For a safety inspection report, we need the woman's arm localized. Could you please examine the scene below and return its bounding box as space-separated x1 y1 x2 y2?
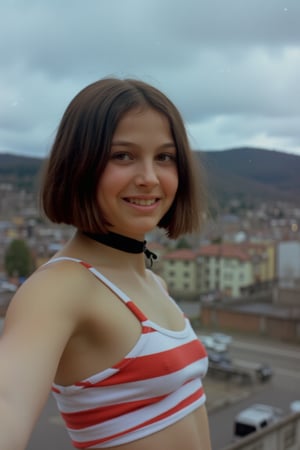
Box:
0 264 85 450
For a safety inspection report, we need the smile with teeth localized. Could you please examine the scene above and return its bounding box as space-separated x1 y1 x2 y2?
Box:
126 198 157 206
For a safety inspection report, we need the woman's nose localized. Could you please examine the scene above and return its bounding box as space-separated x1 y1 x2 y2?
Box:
135 161 159 186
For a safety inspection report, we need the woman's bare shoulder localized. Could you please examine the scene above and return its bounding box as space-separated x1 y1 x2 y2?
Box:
5 257 96 325
0 258 98 442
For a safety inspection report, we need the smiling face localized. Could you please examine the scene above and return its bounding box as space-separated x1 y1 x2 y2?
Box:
97 107 178 239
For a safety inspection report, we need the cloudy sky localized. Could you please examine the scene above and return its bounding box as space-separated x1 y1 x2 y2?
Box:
1 0 300 158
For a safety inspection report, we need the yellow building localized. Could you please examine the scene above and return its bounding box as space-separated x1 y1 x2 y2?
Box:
162 249 200 300
240 242 276 282
154 241 276 300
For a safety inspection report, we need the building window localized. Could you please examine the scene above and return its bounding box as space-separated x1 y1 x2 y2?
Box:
184 272 190 277
169 271 175 277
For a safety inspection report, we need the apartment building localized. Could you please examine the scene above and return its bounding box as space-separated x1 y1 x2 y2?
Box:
275 240 300 305
161 249 200 300
277 240 300 282
198 244 254 298
161 241 276 300
240 241 276 282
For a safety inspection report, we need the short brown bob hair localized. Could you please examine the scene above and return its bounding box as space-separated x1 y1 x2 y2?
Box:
40 77 207 239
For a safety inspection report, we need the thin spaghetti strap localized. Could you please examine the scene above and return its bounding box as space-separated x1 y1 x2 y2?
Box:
44 257 132 302
44 256 81 265
44 256 148 322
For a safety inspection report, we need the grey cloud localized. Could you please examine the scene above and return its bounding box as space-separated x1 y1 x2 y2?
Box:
0 0 299 156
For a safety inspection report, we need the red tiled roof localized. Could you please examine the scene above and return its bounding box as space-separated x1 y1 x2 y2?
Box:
147 241 165 251
240 242 269 250
163 249 197 261
198 244 250 262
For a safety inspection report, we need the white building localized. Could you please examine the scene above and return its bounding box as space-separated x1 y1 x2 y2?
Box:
275 240 300 305
277 241 300 287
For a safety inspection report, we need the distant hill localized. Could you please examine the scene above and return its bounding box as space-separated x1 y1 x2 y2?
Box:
198 147 300 207
0 153 42 174
0 147 299 206
0 153 43 190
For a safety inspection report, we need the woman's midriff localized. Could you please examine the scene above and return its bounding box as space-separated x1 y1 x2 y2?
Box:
89 406 211 450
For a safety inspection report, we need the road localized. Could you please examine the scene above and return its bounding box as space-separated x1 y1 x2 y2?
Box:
208 335 300 450
27 396 73 450
1 318 299 450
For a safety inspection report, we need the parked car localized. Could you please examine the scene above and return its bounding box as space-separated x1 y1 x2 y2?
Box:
256 363 273 382
211 332 233 346
198 335 227 353
233 359 273 382
234 403 282 439
0 281 17 293
207 350 233 370
290 401 300 413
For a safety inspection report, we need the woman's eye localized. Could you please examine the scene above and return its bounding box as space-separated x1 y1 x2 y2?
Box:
157 153 177 162
111 152 132 161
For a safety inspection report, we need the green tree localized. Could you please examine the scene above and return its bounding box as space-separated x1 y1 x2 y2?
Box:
4 239 35 278
175 237 191 249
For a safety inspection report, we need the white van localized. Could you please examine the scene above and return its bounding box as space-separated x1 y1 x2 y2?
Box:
234 403 282 438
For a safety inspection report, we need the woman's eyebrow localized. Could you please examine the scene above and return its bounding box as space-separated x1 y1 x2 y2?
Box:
159 142 176 149
111 140 134 146
111 140 176 148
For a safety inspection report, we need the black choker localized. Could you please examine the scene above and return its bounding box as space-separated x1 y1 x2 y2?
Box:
83 231 158 266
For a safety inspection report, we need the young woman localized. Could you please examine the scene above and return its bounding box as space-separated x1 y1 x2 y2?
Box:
0 78 211 450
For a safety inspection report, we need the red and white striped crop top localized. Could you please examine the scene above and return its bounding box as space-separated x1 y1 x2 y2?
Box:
49 257 208 449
